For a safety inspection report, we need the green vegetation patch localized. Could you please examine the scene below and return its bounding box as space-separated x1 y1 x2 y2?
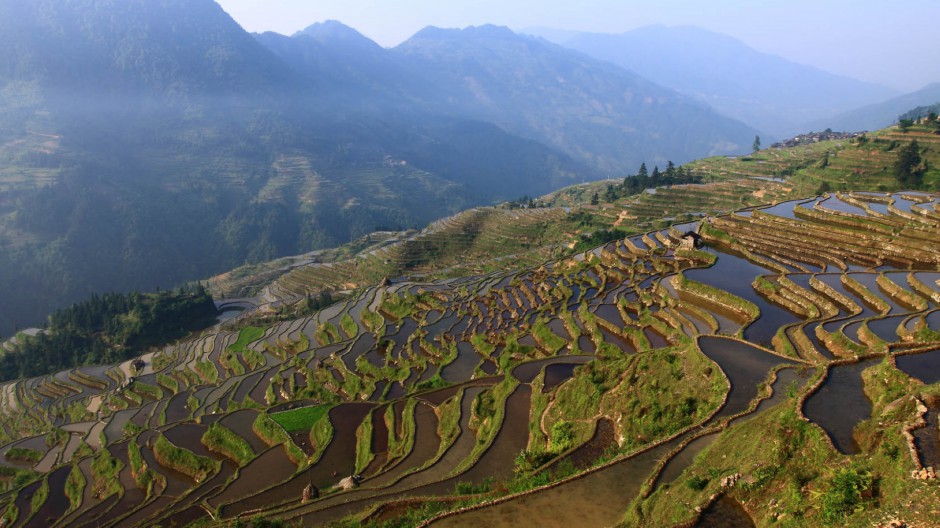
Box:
253 412 307 465
5 447 43 464
29 477 48 517
354 411 375 474
228 326 265 354
201 422 255 466
270 404 331 433
152 434 219 482
91 448 124 499
65 464 85 512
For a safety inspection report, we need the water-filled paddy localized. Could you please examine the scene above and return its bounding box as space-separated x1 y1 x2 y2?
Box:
698 336 795 418
803 359 878 454
895 348 940 384
686 251 798 345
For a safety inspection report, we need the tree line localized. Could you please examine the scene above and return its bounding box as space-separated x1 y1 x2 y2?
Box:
594 161 702 204
0 285 217 382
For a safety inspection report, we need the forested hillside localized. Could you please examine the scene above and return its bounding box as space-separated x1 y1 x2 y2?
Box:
0 2 762 334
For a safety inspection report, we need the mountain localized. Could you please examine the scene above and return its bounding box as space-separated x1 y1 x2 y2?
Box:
390 25 757 173
0 5 581 334
257 23 759 174
808 82 940 132
529 25 898 137
0 6 758 335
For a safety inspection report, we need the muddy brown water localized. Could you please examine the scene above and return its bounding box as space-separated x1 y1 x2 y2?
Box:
138 434 194 496
442 342 483 383
98 443 148 524
293 385 530 526
366 402 440 488
480 360 498 375
71 494 123 528
696 496 756 527
163 391 193 426
416 364 438 386
250 367 282 404
546 317 572 341
364 407 390 477
218 409 267 454
511 356 593 384
698 336 795 418
219 402 375 517
370 380 388 401
542 363 580 392
594 304 624 328
803 359 879 455
577 335 596 354
228 370 263 404
343 333 377 371
405 366 422 388
130 399 159 428
599 327 637 354
913 407 940 470
30 465 71 525
645 327 669 348
896 348 940 385
433 433 685 528
103 408 137 445
162 422 222 460
286 387 489 525
155 460 237 526
210 445 298 512
686 250 798 346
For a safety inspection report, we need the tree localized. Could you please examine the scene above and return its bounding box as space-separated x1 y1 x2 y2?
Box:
898 118 913 132
637 163 648 179
590 192 599 206
893 140 924 188
752 135 761 153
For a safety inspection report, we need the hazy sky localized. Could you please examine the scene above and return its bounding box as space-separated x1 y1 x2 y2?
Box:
215 0 939 93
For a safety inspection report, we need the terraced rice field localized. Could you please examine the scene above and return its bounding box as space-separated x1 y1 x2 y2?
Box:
0 181 939 526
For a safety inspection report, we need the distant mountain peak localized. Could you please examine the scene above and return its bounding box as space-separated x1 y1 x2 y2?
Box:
294 19 380 48
408 24 520 42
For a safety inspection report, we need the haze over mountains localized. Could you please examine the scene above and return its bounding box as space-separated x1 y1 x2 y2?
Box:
0 0 936 335
526 25 901 138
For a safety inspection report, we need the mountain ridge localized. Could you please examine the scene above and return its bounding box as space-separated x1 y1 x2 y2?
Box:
527 24 898 137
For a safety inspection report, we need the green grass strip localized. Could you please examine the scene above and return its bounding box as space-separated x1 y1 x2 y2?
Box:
153 434 219 482
201 422 254 466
